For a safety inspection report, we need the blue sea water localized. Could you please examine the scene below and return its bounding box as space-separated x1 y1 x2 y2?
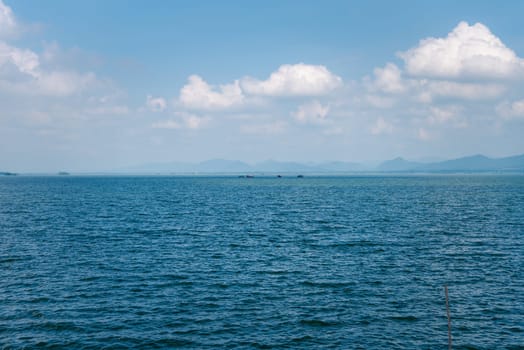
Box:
0 175 523 349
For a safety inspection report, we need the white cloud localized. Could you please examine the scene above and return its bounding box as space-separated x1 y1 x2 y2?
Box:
241 63 342 96
423 80 505 100
292 100 329 124
427 106 457 124
176 63 341 114
370 117 393 135
370 63 405 93
184 113 208 129
146 95 166 112
399 21 524 80
0 41 98 96
0 0 17 38
426 106 468 128
0 41 39 76
0 4 121 128
179 75 243 110
36 71 97 96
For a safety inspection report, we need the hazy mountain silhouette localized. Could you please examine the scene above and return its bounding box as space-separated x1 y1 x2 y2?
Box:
195 159 252 173
379 154 524 172
120 154 524 174
377 157 423 172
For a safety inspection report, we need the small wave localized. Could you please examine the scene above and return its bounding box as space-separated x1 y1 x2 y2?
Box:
144 338 197 347
507 326 523 333
290 335 314 343
27 296 51 303
0 256 27 264
301 280 354 288
161 273 191 281
259 269 296 275
331 241 381 248
457 344 482 350
388 315 418 322
249 341 276 349
36 321 84 332
300 319 340 327
79 276 102 282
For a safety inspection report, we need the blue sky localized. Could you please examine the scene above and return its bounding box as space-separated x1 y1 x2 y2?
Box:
2 1 524 172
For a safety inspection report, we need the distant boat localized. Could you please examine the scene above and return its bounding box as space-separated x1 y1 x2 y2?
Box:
297 175 304 178
277 175 282 178
58 172 70 176
246 175 255 178
0 172 17 176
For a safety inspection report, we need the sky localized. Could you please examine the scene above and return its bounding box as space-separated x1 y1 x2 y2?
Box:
1 0 524 172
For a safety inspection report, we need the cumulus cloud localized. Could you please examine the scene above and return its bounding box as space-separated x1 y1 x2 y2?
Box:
241 63 342 96
422 80 505 101
174 63 342 116
169 20 524 143
426 106 468 128
427 106 458 124
0 0 17 38
399 21 524 80
146 95 167 112
292 100 329 124
369 63 405 93
363 22 520 104
179 75 244 110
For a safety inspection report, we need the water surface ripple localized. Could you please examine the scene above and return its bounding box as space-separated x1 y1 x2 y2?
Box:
1 176 523 349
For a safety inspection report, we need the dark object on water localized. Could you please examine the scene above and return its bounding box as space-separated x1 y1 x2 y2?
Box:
277 175 282 178
0 172 17 176
246 175 254 178
58 172 70 176
297 175 304 178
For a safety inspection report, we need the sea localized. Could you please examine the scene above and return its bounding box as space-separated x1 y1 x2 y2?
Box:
1 175 523 349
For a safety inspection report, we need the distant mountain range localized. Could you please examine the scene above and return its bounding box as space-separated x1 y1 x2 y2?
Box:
379 154 524 172
119 154 524 174
4 154 523 175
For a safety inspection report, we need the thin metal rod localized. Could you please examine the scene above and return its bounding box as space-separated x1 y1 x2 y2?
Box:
445 285 452 350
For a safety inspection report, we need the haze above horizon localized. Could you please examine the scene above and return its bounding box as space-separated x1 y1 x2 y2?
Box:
2 0 524 172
